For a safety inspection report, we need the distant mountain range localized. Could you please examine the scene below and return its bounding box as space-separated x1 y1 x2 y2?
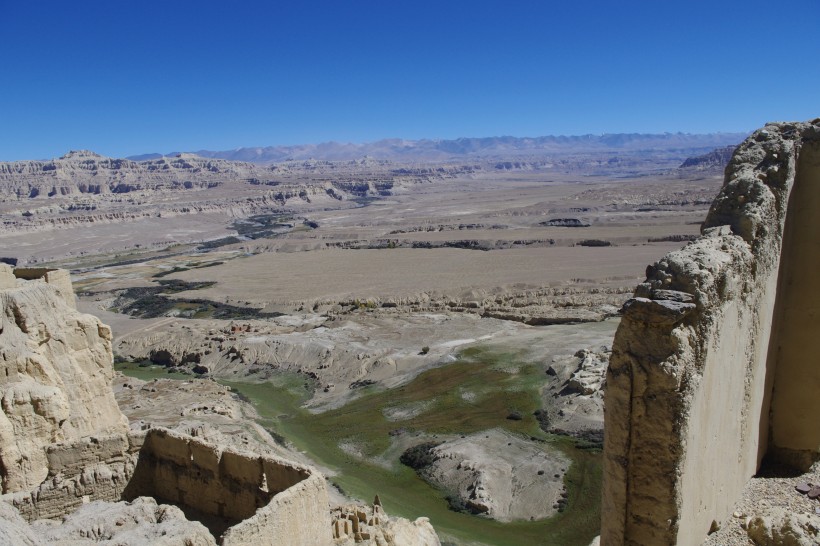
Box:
128 133 748 164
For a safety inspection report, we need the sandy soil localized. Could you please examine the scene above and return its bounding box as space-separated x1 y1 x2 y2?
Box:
0 212 236 263
169 245 681 306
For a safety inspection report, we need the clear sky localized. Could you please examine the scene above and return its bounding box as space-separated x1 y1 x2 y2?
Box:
1 0 817 160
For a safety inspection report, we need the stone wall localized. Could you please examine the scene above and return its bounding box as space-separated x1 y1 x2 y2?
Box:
125 428 332 545
601 120 820 545
4 433 137 521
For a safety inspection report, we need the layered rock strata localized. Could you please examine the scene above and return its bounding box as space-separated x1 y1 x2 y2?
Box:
601 120 820 545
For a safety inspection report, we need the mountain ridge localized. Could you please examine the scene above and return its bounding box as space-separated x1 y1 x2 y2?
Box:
128 132 748 164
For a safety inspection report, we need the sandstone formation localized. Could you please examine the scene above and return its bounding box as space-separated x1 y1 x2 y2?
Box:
0 150 454 253
601 120 820 545
679 145 737 170
565 349 608 395
542 346 609 445
0 266 128 493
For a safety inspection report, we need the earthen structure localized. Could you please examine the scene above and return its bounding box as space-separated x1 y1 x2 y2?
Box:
602 120 820 545
0 266 332 545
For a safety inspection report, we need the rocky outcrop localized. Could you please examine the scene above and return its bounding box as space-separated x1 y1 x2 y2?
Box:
0 151 253 198
601 120 820 545
679 145 737 170
402 430 569 522
542 346 609 445
746 508 820 546
565 349 608 395
29 497 217 545
0 268 128 493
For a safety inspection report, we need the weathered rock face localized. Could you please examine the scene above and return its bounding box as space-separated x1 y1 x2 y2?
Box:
565 349 608 395
0 268 128 493
679 145 737 170
0 150 251 198
601 120 820 546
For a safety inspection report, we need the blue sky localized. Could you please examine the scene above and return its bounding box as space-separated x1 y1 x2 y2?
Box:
1 0 817 160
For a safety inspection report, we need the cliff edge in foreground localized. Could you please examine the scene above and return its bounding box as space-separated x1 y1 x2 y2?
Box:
602 120 820 545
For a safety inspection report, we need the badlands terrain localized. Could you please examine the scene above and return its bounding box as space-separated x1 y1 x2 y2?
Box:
0 135 740 545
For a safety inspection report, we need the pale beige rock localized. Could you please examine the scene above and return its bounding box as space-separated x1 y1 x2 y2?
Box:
0 264 15 289
0 274 128 493
416 429 569 522
601 120 820 546
30 496 216 545
0 500 41 545
13 268 76 309
565 349 608 395
746 508 820 546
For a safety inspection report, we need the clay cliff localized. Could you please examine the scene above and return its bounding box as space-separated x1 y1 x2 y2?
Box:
0 150 457 202
678 145 737 170
0 150 251 198
601 119 820 545
0 264 128 493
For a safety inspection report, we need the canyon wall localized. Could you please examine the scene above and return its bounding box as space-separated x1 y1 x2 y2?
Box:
601 120 820 545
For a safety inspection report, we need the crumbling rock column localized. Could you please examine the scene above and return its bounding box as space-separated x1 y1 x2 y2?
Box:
601 120 820 545
0 268 128 493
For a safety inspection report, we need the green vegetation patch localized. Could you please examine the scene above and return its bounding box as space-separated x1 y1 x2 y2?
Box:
221 347 601 546
116 347 601 545
114 359 192 381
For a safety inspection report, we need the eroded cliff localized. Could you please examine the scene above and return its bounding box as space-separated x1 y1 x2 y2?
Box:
601 120 820 545
0 264 128 493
